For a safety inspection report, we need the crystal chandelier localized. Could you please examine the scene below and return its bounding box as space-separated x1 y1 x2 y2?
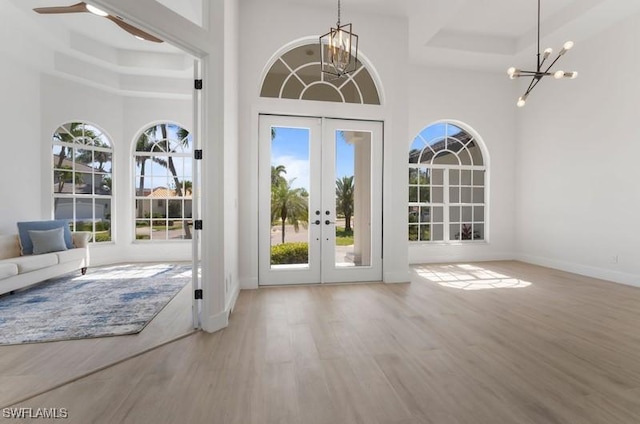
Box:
508 0 578 107
319 0 359 78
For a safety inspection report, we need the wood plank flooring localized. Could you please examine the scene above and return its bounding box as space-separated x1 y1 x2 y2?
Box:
0 268 194 407
8 261 640 424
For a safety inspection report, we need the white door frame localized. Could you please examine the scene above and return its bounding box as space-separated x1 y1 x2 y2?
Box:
258 114 382 285
191 59 202 329
322 118 383 283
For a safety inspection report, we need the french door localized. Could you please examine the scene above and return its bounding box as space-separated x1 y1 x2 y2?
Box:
258 115 382 285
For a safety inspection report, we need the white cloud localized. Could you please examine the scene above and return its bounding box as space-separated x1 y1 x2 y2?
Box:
272 155 310 190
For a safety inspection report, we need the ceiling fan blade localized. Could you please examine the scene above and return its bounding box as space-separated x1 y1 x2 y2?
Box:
33 2 88 14
106 15 163 43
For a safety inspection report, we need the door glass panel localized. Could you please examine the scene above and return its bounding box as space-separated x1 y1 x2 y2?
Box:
335 130 371 268
270 127 310 268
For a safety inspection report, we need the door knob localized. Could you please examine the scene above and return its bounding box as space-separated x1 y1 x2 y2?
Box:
315 210 320 215
325 220 335 225
313 220 321 225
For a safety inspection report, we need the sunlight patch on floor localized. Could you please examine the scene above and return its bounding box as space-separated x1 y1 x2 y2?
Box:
413 264 532 290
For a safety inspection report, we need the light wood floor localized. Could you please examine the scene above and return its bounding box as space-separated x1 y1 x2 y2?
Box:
0 268 194 407
9 261 640 424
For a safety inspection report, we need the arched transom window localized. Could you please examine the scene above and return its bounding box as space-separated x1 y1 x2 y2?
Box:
261 43 380 105
52 122 113 243
134 123 193 241
408 122 487 242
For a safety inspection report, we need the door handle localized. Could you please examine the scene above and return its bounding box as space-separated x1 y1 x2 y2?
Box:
313 220 321 225
325 220 335 225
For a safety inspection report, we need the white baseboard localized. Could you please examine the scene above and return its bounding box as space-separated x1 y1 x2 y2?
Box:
517 253 640 288
201 309 229 333
384 270 410 284
201 283 241 334
408 252 516 265
226 283 240 313
240 277 258 290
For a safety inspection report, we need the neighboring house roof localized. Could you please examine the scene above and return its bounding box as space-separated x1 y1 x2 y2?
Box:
53 155 102 173
146 187 192 199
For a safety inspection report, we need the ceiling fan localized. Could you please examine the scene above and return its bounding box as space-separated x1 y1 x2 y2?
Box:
33 2 163 43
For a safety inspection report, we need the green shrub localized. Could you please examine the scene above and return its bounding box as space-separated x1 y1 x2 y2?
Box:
94 232 111 242
95 221 110 231
75 222 93 231
270 242 308 265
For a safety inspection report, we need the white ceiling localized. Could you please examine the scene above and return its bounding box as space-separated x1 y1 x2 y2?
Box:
289 0 640 71
8 0 640 75
10 0 185 53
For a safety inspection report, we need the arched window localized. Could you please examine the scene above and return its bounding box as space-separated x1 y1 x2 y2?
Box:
261 43 381 105
408 122 487 242
52 122 113 243
134 123 193 241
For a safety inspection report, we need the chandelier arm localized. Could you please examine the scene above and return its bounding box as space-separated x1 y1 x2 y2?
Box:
518 70 549 76
542 54 563 74
538 55 549 70
524 76 537 96
527 76 544 94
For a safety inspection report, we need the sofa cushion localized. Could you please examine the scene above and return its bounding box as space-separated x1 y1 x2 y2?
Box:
17 220 73 255
29 227 69 255
56 248 85 264
0 235 21 260
0 262 18 280
11 254 58 274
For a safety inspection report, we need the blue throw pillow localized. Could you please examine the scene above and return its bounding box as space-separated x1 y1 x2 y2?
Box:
17 220 73 255
29 227 69 255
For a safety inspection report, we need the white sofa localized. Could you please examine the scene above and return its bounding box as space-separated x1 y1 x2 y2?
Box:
0 232 91 296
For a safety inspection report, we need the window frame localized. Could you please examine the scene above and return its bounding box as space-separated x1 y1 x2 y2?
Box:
408 121 488 244
52 122 114 244
133 122 194 243
260 43 381 105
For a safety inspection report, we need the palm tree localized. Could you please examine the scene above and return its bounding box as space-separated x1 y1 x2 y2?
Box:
53 123 100 212
160 124 192 239
56 165 84 193
134 130 156 220
271 164 287 186
53 122 98 169
180 179 193 195
271 178 309 244
76 139 111 171
336 175 354 232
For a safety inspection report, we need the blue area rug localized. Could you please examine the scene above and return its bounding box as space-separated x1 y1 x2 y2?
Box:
0 263 191 345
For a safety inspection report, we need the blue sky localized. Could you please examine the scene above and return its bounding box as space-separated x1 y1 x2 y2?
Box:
410 122 463 151
271 126 354 190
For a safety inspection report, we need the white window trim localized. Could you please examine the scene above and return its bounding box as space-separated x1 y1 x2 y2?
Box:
408 121 489 244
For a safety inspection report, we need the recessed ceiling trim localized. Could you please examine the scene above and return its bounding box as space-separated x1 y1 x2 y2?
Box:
427 30 516 56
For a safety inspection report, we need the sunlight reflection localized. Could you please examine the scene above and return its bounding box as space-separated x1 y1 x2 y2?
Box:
414 264 532 290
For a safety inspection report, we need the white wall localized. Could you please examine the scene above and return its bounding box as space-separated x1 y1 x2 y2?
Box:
408 66 517 264
516 11 640 286
237 0 410 287
0 64 42 234
0 2 50 235
224 0 240 310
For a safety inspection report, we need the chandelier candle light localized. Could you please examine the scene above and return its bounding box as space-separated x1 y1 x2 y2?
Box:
320 0 359 78
508 0 578 107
